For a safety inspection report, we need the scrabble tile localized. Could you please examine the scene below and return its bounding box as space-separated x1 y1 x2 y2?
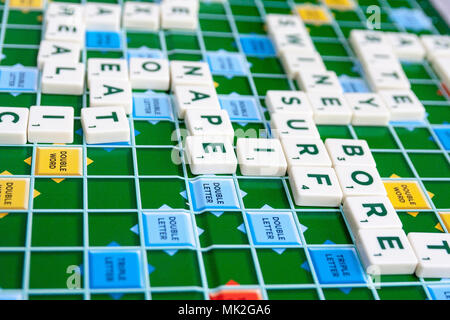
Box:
288 166 343 207
89 251 142 289
408 233 450 278
123 2 160 31
349 29 390 57
280 137 332 169
41 61 85 95
378 90 426 121
85 3 121 31
173 84 221 119
81 106 130 144
365 64 411 91
271 28 316 56
335 166 387 200
246 211 301 245
280 51 326 79
185 135 237 175
420 35 450 61
89 78 132 114
344 93 390 126
35 147 83 176
296 70 343 93
129 58 170 91
324 138 376 168
296 4 332 25
45 2 84 24
236 138 287 176
170 60 213 88
358 45 402 69
383 181 431 210
0 107 29 145
309 248 365 284
386 32 426 61
28 106 74 144
307 92 352 125
143 212 195 247
45 19 85 46
270 113 320 139
356 228 418 275
265 90 314 116
431 56 450 90
163 0 200 11
342 196 402 231
87 58 129 87
0 178 30 210
189 178 239 212
161 0 198 30
185 109 234 143
265 14 305 36
37 40 81 70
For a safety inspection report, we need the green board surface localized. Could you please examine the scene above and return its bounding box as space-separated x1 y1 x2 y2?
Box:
0 0 449 301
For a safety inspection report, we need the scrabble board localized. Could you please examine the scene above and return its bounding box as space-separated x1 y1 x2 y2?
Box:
0 0 449 301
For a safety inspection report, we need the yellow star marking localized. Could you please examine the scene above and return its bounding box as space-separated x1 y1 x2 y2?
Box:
407 212 419 218
439 213 450 232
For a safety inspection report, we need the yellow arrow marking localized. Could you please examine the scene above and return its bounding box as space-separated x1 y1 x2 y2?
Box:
33 189 41 198
0 170 13 175
87 157 94 166
24 157 32 166
427 191 435 199
0 213 9 219
435 223 444 232
52 178 65 184
390 173 401 178
407 212 419 218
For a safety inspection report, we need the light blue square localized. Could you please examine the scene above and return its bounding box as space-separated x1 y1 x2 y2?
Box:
246 212 301 246
206 52 246 77
220 95 260 122
86 31 121 49
338 75 370 93
127 48 164 60
143 212 195 247
0 67 38 92
239 35 276 57
428 285 450 300
188 178 240 212
389 8 432 32
133 94 173 120
309 248 365 284
89 251 142 289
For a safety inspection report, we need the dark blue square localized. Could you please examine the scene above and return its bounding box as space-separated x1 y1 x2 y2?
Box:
86 31 122 49
309 248 365 284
